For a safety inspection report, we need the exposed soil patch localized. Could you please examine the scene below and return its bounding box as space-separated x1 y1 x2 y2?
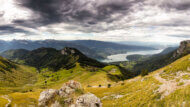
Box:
154 71 190 99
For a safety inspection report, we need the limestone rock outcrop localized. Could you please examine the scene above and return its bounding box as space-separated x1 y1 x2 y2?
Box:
38 80 102 107
38 89 58 107
59 80 82 97
73 93 102 107
38 80 81 107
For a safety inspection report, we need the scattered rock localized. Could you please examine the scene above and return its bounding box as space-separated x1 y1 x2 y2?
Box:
101 96 109 100
109 69 117 73
74 93 102 107
51 101 62 107
113 95 123 99
59 80 81 97
64 98 74 105
61 47 76 55
38 89 58 107
38 80 102 107
187 67 190 71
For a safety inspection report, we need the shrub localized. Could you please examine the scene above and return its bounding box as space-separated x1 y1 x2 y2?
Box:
108 84 111 88
141 69 149 76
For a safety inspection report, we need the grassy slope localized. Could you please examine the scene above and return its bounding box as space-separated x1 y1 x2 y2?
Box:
0 97 8 107
0 57 38 106
0 63 125 106
0 56 37 89
1 55 190 106
86 54 190 106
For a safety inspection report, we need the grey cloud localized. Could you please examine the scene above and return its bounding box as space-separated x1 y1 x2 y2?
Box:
146 0 190 11
0 25 35 35
15 0 144 32
160 0 190 10
168 35 190 38
4 0 190 35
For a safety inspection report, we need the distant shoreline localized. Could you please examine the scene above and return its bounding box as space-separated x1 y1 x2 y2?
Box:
101 49 164 63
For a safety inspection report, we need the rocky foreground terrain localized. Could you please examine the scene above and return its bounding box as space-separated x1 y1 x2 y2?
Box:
38 80 102 107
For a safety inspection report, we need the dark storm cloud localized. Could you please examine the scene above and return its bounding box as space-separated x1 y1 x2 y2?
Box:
15 0 143 29
0 25 34 34
159 0 190 11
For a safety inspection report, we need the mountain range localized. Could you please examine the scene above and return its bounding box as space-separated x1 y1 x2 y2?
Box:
0 40 155 60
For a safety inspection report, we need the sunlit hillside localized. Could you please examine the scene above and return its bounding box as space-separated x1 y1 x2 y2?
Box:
86 54 190 106
0 54 189 106
0 61 132 106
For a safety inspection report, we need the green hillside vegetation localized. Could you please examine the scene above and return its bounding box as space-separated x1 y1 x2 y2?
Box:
159 54 190 80
0 63 132 106
132 41 190 74
86 54 190 106
0 56 37 95
1 47 106 71
1 54 189 106
0 41 189 107
0 49 29 60
0 56 16 73
0 54 189 106
126 54 150 61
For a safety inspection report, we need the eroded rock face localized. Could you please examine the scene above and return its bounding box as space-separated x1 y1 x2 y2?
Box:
73 93 102 107
173 40 190 58
59 80 82 97
38 89 58 107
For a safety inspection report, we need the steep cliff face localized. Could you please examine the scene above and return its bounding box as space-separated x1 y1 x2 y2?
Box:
173 40 190 58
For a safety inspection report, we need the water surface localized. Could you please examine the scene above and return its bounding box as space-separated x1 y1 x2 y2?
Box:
102 49 164 63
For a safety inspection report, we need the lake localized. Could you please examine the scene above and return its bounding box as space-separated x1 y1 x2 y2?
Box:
101 49 164 63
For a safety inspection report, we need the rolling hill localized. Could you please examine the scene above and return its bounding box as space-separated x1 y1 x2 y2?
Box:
1 47 106 71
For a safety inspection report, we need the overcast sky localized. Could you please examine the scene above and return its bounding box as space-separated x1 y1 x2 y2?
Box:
0 0 190 43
